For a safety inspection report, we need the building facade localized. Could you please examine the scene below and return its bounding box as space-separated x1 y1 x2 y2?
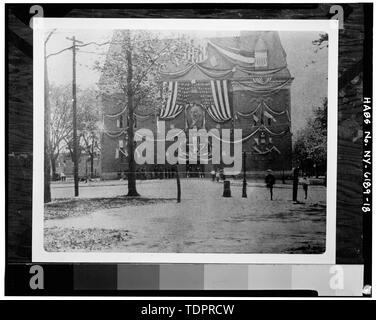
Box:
100 31 293 180
55 152 101 180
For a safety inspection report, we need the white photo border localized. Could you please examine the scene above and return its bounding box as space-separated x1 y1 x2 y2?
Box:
33 18 338 264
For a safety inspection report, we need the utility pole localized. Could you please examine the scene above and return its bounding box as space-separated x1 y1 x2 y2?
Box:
66 36 83 197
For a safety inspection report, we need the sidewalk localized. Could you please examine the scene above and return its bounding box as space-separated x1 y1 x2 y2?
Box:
51 177 324 190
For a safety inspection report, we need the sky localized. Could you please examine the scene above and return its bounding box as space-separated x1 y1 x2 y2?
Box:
46 29 328 134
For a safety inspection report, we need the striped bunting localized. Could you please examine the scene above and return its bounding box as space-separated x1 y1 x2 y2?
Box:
160 81 191 119
206 80 232 122
160 80 232 123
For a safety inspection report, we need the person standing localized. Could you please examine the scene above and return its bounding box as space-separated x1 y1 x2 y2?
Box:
216 169 220 182
219 168 225 181
301 174 310 200
265 169 275 200
211 169 216 181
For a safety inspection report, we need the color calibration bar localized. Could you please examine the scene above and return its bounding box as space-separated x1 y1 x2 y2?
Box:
71 264 363 296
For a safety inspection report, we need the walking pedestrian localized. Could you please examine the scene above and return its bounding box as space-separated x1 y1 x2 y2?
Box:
301 174 310 200
215 170 220 182
265 169 275 200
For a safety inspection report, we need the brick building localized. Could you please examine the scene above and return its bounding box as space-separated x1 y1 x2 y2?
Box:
55 152 101 179
100 31 293 180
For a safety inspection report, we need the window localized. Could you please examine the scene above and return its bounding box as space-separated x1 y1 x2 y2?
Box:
117 115 123 128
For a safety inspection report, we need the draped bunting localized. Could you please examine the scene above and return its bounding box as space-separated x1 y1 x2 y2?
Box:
160 79 232 123
106 109 154 121
253 145 281 155
159 39 287 82
160 62 234 81
196 80 232 123
104 129 128 138
236 103 262 118
195 64 234 79
232 79 291 94
252 77 272 85
159 80 192 119
236 100 286 120
209 125 287 145
263 101 286 115
159 64 195 80
106 108 154 121
210 80 232 121
159 82 183 119
196 80 214 111
236 65 286 76
105 105 127 118
134 113 154 121
262 125 287 136
159 62 286 81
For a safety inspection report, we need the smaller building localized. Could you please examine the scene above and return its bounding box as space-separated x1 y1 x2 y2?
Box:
54 152 101 180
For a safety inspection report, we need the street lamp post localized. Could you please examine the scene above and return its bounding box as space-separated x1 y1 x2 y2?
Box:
242 151 247 198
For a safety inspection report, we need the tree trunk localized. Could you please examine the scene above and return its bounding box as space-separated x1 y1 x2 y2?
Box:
126 31 140 197
315 162 318 178
175 165 181 203
90 154 94 178
50 154 57 180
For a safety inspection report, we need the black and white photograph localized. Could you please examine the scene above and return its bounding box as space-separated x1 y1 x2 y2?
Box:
32 19 338 263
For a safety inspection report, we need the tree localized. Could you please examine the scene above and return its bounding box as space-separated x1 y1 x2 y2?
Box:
44 29 56 202
96 30 189 196
77 88 101 178
49 85 102 180
49 85 74 179
293 98 327 177
312 33 328 49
